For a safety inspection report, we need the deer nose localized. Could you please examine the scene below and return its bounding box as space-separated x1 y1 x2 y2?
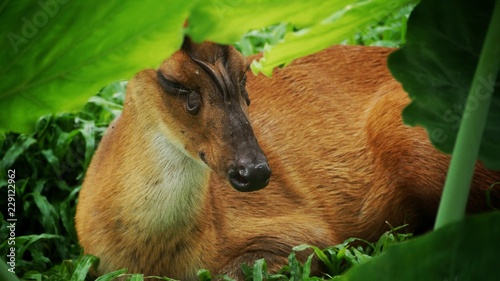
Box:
228 162 271 192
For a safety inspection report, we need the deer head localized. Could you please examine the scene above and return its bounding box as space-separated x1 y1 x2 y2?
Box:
151 37 271 192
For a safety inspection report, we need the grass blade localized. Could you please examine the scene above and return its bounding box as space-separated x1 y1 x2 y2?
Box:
95 269 128 281
128 274 144 281
69 255 99 281
0 259 20 281
0 134 36 172
252 259 265 281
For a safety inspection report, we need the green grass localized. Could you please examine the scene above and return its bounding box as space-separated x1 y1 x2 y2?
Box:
0 81 126 279
0 4 415 280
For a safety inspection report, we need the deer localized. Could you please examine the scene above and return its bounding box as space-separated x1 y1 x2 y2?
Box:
75 37 500 280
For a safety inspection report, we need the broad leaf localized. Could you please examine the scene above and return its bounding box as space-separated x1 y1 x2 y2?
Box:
0 1 193 133
341 211 500 281
388 0 500 169
252 0 411 76
188 0 411 76
188 0 353 43
2 0 413 134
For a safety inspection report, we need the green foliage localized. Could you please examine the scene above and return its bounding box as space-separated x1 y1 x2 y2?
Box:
190 228 412 281
0 258 20 281
0 3 413 280
388 0 500 169
1 0 413 133
340 211 500 281
387 0 500 230
22 254 99 281
10 2 493 281
0 1 190 133
346 3 415 47
233 225 411 281
234 1 416 58
0 81 126 277
234 23 292 57
247 0 413 75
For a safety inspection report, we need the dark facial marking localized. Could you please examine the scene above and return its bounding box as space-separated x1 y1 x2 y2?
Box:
240 74 250 106
215 58 236 103
157 70 190 96
198 151 208 165
184 44 242 103
191 57 232 101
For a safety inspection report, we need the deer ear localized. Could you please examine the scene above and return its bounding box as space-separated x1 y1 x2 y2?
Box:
181 36 193 53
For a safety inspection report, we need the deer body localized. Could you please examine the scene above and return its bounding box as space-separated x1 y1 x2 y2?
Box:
76 41 499 280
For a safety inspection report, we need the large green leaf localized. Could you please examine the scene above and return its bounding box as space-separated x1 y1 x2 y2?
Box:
252 0 411 76
341 211 500 281
188 0 411 76
0 1 193 133
1 0 413 134
187 0 347 43
388 0 500 169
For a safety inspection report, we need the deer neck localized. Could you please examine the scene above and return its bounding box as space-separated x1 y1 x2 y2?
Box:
120 116 212 234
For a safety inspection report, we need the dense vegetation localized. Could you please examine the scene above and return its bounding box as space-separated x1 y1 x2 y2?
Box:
0 5 413 281
2 0 500 280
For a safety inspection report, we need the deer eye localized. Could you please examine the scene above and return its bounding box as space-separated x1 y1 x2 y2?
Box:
186 91 201 115
240 74 250 106
157 70 190 95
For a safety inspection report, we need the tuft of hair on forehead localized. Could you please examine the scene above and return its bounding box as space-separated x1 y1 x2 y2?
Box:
181 36 229 65
180 36 236 101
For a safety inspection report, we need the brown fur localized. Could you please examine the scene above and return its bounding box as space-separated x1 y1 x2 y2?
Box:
75 42 500 280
